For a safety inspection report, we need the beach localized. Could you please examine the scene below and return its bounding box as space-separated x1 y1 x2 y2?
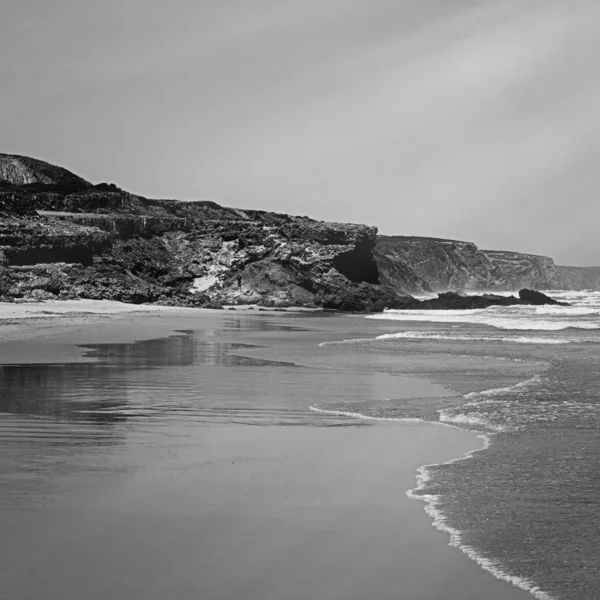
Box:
0 301 533 600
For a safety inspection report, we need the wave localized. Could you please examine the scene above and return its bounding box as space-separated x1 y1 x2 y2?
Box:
310 407 553 598
462 374 543 400
375 331 572 344
309 405 503 433
308 405 425 424
368 311 600 331
406 453 555 600
532 306 599 316
438 410 506 431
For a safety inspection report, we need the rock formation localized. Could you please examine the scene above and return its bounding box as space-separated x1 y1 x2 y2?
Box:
412 289 568 310
483 250 562 290
1 153 595 310
375 236 500 292
0 154 414 311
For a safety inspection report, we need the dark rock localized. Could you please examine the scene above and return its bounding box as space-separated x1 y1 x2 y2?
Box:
518 288 569 306
412 289 568 310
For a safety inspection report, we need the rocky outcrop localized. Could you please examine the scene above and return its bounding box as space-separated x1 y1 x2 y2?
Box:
518 288 568 305
414 289 568 310
0 155 413 311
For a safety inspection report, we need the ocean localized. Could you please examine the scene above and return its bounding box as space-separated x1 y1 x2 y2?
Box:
347 290 600 600
0 294 598 600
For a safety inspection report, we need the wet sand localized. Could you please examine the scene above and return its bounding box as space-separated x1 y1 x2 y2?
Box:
0 301 532 600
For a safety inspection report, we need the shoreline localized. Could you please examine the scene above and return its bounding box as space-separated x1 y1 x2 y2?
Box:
310 405 553 600
0 299 535 600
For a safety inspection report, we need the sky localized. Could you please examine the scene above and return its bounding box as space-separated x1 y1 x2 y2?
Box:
1 0 599 265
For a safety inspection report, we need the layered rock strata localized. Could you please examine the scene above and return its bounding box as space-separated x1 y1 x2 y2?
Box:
375 235 593 292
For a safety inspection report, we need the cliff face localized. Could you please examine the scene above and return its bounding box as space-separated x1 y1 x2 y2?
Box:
0 156 412 311
375 236 572 292
483 250 563 290
375 236 501 292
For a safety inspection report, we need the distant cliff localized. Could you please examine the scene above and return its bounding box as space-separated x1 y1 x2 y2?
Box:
0 153 412 311
375 236 592 292
483 250 562 290
375 236 500 292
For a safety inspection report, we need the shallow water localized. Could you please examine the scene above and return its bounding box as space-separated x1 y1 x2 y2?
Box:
353 291 600 600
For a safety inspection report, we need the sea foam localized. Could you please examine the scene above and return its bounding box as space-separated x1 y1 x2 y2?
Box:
375 331 571 344
368 311 600 331
310 404 555 598
406 433 556 600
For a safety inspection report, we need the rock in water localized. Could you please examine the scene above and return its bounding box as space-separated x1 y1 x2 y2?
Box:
411 289 569 310
518 288 569 306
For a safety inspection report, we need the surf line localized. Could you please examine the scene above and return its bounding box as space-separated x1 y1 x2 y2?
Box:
307 405 555 600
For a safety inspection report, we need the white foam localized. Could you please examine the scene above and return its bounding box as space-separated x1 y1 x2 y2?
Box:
318 338 373 347
462 374 543 401
368 310 600 331
375 331 571 344
532 306 598 316
308 405 424 424
438 410 506 432
406 439 556 600
308 352 560 599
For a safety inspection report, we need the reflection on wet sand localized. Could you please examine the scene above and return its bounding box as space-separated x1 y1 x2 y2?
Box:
0 316 380 513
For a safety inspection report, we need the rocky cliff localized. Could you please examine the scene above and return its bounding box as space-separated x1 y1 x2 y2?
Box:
0 154 412 311
375 235 588 292
2 153 596 306
375 236 500 293
483 250 563 290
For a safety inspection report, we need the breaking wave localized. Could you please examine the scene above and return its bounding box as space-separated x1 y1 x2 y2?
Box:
368 310 600 331
406 451 556 600
375 331 577 344
309 404 554 599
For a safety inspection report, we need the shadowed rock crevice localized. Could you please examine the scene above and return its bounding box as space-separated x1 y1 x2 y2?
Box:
333 240 379 284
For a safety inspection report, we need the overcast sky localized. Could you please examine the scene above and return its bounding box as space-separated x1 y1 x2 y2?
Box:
2 0 598 265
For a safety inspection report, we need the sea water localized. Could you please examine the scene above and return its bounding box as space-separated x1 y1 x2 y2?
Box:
350 290 599 600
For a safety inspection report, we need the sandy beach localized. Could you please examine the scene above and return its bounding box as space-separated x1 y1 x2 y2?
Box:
0 301 532 600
